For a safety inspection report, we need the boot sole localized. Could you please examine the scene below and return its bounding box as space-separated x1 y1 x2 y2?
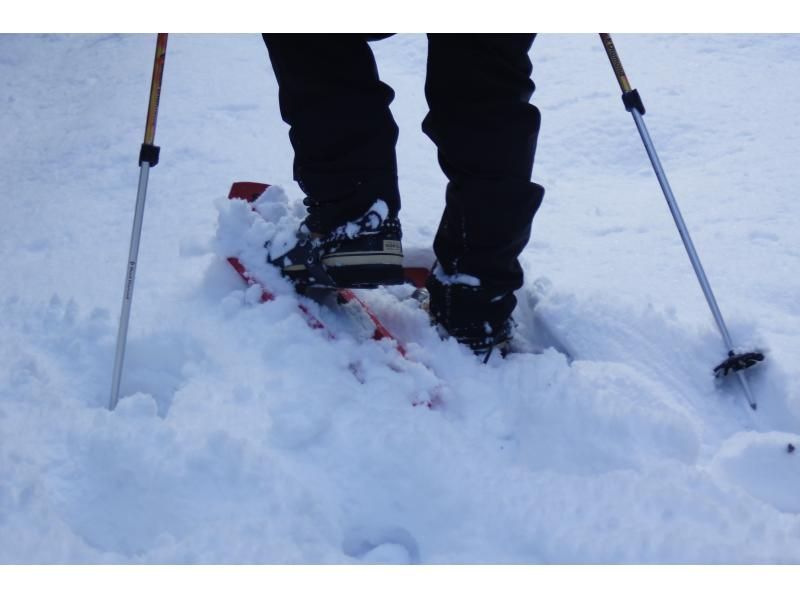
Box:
325 263 405 289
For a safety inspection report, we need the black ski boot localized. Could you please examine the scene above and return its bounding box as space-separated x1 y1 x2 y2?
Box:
425 271 516 360
266 199 404 290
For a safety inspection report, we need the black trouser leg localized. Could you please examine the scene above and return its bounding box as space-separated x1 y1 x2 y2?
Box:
262 34 401 232
423 34 544 301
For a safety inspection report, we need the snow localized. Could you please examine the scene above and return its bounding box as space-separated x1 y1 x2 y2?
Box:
431 262 482 287
1 33 800 564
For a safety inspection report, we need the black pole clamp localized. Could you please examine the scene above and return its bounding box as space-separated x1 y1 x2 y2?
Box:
622 89 646 115
139 143 161 167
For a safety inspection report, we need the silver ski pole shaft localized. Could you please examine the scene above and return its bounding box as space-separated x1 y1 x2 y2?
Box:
599 33 760 410
110 33 168 411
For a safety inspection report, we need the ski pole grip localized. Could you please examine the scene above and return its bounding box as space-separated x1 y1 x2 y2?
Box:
600 33 632 93
599 33 646 115
143 33 168 147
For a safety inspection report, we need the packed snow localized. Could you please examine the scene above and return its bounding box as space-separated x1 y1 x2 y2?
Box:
1 33 799 564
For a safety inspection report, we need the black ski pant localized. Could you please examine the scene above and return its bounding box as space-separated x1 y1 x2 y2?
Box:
262 33 544 297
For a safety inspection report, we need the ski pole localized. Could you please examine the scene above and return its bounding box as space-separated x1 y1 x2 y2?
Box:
599 33 764 410
109 33 168 411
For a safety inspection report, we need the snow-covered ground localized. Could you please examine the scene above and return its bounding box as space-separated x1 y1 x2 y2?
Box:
1 33 799 564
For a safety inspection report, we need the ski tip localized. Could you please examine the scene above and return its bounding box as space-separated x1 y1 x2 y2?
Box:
229 181 270 202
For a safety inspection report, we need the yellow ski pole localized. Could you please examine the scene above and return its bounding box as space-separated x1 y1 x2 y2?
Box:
599 34 763 410
110 33 168 411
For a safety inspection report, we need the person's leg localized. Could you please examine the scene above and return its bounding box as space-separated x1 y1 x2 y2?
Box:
263 33 401 233
262 34 404 288
422 34 545 349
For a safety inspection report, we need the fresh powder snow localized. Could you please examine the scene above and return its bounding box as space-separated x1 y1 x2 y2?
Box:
1 34 799 564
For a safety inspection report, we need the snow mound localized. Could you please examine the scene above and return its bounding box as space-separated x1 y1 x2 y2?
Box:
711 431 800 514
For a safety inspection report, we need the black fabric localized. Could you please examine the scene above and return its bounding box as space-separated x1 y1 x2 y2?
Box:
423 34 543 296
262 33 544 311
262 34 401 232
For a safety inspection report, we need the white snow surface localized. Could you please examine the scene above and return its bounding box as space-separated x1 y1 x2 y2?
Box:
1 33 800 564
